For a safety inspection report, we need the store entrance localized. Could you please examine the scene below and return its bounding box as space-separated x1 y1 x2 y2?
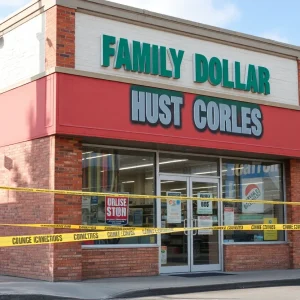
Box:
159 174 221 273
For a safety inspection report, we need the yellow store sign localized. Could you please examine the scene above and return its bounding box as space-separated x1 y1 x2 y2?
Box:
264 218 277 241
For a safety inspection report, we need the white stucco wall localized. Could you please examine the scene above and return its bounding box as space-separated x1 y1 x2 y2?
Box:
0 14 45 91
75 12 298 106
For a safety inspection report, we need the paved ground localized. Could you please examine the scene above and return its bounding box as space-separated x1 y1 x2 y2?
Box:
1 286 300 300
137 286 300 300
1 270 300 299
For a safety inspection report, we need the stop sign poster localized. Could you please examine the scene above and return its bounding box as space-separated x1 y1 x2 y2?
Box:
105 196 129 225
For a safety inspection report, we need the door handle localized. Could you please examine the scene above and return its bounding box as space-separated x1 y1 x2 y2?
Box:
184 219 188 235
193 219 197 236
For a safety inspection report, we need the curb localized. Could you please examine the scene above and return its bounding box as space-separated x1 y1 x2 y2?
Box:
0 296 75 300
112 278 300 299
1 278 300 300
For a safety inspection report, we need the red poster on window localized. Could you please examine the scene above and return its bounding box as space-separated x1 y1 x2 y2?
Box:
105 196 129 225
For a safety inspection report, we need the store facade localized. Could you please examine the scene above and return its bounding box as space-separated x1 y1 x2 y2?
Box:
0 0 300 281
81 145 285 274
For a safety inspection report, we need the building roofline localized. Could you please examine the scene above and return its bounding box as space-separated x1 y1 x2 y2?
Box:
0 0 40 26
0 0 55 35
1 0 300 59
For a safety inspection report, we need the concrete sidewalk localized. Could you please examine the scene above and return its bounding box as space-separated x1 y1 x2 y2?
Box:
1 269 300 299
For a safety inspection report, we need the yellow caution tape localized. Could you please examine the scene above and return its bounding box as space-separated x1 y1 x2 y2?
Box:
1 224 300 247
1 223 300 232
0 228 175 247
0 185 292 205
0 223 150 231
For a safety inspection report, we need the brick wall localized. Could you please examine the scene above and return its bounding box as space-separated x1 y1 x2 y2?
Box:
52 137 159 281
0 137 55 280
224 244 290 272
0 136 83 281
286 159 300 268
2 137 300 280
0 136 159 281
45 6 75 70
52 137 83 281
82 247 159 279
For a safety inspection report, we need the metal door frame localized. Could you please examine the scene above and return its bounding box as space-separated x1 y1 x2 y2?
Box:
189 176 222 272
158 174 190 274
158 174 222 274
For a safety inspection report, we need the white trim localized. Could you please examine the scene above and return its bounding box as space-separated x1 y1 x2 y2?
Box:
3 0 300 59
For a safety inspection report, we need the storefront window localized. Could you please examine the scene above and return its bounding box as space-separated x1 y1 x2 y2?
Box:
159 153 219 176
82 147 156 245
222 160 285 242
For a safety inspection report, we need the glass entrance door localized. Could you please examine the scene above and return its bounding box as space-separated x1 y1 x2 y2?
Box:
159 174 221 273
159 175 190 273
190 178 221 272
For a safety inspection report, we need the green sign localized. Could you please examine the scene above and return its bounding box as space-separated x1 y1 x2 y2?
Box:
101 35 271 95
101 35 184 79
194 54 270 95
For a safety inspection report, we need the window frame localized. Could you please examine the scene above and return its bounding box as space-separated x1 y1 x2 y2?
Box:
81 143 287 248
81 146 158 248
220 157 287 245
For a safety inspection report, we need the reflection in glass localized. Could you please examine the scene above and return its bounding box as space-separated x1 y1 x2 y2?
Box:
161 180 188 267
159 153 219 176
192 182 219 265
82 148 156 245
222 160 284 242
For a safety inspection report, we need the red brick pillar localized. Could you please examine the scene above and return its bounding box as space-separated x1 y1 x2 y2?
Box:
53 137 82 281
45 5 78 281
45 5 75 69
287 159 300 268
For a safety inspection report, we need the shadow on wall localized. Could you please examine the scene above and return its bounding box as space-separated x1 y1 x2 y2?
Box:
0 36 4 49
